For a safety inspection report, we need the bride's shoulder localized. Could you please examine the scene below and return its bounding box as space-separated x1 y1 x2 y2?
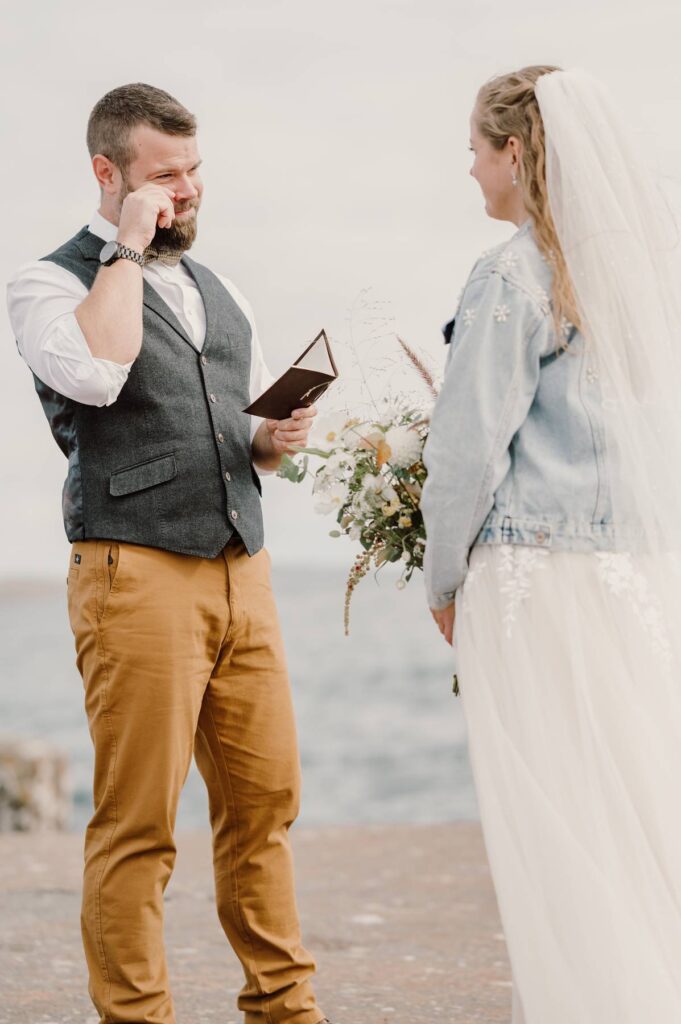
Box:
463 223 553 316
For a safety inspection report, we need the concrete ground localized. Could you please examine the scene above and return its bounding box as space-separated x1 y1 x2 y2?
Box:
0 824 512 1024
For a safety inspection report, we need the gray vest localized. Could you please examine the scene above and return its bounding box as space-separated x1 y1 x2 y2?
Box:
33 227 264 558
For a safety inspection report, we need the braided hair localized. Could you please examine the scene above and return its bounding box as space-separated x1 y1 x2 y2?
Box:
475 65 581 336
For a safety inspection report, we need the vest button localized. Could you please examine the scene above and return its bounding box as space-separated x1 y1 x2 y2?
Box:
209 393 217 403
231 509 239 521
201 355 208 366
535 531 546 544
224 470 232 482
217 432 225 443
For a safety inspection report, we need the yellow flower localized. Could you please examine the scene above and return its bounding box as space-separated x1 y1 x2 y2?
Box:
398 514 412 528
381 500 400 516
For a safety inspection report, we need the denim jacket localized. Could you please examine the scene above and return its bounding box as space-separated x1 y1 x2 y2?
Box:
421 218 614 609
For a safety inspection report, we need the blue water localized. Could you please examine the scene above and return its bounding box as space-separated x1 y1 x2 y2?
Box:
0 564 477 830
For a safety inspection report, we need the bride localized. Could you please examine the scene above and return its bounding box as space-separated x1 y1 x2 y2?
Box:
421 66 681 1022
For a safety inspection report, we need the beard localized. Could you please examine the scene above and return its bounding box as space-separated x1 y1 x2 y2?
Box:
119 180 201 252
151 197 200 251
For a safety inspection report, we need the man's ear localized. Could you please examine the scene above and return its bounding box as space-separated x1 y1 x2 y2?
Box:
92 154 121 196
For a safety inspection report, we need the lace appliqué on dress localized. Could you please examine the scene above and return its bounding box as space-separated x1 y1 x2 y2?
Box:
497 545 550 638
460 557 488 616
461 545 550 636
595 553 672 672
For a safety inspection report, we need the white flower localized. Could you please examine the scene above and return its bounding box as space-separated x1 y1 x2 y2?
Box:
311 412 366 452
313 480 349 515
494 304 511 323
497 249 518 271
462 308 477 327
310 411 351 451
326 450 356 475
312 471 330 494
350 474 381 514
383 425 422 469
361 473 383 494
337 422 377 452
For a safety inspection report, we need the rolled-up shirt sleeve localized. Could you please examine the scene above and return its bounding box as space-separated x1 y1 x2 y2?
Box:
421 271 549 609
7 260 133 407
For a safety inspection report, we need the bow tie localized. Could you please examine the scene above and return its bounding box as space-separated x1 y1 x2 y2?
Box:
142 246 185 267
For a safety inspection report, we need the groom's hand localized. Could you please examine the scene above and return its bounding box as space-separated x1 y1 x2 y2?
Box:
117 183 177 252
266 405 318 456
431 602 455 646
251 405 318 471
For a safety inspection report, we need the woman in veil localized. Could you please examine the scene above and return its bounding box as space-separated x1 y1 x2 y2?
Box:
421 65 681 1022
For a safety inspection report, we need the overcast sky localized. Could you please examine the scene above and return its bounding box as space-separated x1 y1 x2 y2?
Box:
1 0 680 579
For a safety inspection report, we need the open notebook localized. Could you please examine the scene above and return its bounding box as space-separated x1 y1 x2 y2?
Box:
243 329 338 420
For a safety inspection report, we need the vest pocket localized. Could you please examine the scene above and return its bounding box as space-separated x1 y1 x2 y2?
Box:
110 452 177 497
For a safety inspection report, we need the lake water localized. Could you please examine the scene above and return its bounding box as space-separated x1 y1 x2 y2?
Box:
0 563 478 830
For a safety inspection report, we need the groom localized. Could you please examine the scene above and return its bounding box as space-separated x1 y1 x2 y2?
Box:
7 84 328 1024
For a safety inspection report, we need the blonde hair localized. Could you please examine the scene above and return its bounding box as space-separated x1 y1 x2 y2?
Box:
475 65 581 336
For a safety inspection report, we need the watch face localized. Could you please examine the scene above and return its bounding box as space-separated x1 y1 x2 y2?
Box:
99 240 118 265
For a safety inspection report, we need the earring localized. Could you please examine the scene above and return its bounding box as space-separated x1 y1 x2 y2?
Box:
511 169 518 187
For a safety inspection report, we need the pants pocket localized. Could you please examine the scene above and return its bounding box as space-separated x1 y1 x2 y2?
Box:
97 540 121 624
66 547 82 634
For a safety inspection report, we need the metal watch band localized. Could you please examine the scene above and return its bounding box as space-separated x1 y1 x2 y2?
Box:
117 244 144 266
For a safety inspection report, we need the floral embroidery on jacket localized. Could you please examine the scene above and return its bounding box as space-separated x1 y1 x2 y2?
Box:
496 249 518 272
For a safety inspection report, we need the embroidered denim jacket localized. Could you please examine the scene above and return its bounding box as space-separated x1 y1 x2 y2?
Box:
421 219 614 609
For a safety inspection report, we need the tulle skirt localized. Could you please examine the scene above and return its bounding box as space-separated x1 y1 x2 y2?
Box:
455 544 681 1024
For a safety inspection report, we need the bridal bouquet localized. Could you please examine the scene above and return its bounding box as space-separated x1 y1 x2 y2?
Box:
279 338 438 633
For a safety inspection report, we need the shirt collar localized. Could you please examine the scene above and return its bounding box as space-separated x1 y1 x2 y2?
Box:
88 210 118 243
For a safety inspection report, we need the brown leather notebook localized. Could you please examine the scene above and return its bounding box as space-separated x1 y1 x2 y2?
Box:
243 329 338 420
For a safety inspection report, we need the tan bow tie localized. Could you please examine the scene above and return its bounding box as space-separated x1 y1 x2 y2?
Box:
142 246 185 267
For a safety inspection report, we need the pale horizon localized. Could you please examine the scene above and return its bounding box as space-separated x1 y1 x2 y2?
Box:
2 0 680 579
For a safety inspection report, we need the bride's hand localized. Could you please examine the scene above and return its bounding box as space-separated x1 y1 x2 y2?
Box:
431 602 455 646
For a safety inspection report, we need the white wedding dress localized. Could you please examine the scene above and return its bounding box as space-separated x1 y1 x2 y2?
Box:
456 544 681 1023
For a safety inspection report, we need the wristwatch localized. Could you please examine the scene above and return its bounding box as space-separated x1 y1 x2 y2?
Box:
99 240 144 267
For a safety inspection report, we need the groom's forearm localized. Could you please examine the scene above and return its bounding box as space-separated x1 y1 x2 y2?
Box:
251 421 284 472
75 259 144 365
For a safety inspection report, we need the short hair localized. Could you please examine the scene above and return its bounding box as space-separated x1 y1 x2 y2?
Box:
86 83 197 173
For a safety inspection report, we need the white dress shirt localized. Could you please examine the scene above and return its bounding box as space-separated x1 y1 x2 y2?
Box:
7 210 274 442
